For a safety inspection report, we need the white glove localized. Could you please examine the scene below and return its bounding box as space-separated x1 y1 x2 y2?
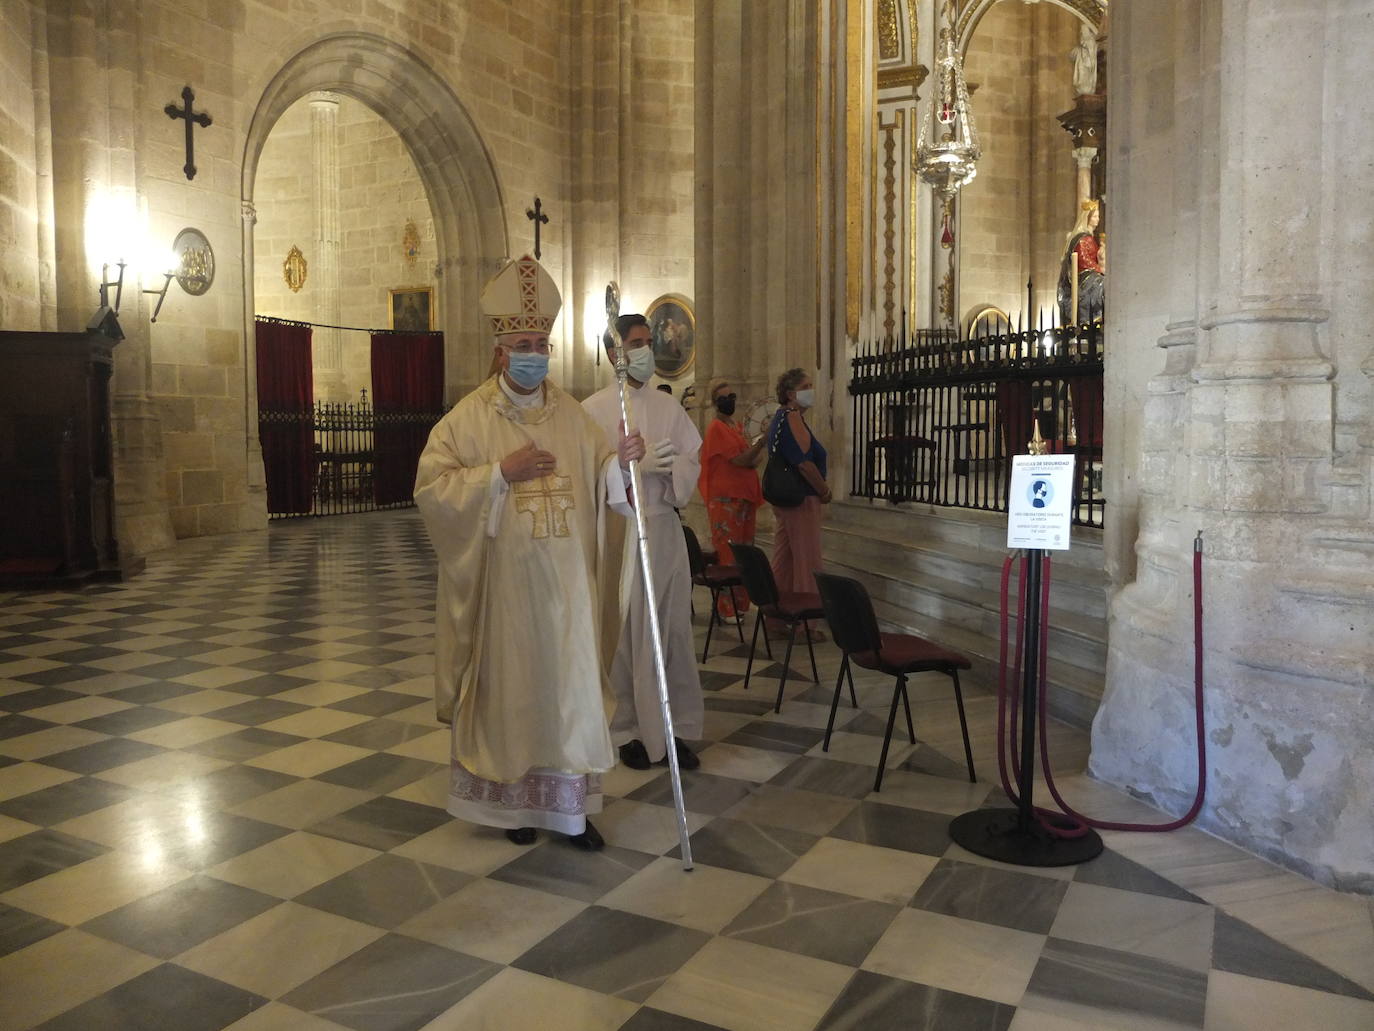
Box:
638 437 679 475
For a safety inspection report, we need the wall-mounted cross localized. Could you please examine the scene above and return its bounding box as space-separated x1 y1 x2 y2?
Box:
165 86 212 181
526 196 549 260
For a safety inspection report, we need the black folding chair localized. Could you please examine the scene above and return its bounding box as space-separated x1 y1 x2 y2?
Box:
682 525 745 662
730 542 821 713
813 571 976 792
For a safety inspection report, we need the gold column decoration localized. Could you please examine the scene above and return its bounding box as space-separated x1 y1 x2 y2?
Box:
844 0 866 340
880 112 900 345
877 0 899 60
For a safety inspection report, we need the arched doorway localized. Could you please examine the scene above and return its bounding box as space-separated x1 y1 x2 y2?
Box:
241 32 509 405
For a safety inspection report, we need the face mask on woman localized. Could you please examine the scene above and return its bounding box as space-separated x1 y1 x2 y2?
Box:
793 388 815 409
714 393 737 416
506 352 549 390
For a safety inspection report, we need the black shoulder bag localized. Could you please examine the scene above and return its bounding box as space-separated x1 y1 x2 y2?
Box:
761 411 807 508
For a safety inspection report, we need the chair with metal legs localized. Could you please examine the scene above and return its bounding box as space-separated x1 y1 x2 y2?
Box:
813 571 977 792
682 525 746 662
729 542 822 713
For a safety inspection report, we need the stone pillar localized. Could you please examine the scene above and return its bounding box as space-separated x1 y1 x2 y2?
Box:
695 0 822 404
1094 0 1373 892
310 93 342 401
45 0 172 558
1071 147 1096 206
240 200 268 521
568 0 625 398
31 3 57 331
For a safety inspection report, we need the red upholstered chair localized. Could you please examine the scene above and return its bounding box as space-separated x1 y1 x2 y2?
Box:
813 572 976 792
730 542 821 713
682 525 745 662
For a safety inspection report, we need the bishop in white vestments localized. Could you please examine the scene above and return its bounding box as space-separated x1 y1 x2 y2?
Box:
414 256 643 850
583 314 706 770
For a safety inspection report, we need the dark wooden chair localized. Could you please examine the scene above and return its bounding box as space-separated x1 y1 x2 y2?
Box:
730 542 821 713
682 525 745 662
813 571 976 792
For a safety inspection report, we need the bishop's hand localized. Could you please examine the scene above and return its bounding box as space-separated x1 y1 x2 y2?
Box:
501 440 558 483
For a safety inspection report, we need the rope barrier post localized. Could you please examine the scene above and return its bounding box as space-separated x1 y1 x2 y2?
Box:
949 430 1103 866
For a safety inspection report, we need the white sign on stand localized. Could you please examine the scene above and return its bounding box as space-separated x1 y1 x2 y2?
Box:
1006 454 1075 550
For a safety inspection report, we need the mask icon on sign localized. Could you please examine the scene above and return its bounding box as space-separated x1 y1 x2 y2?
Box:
1030 480 1051 509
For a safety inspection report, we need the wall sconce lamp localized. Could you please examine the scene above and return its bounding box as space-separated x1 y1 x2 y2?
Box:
98 261 127 314
88 261 128 340
146 228 215 323
144 267 177 322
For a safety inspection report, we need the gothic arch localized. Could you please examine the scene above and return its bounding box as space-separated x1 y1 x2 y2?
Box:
241 32 509 397
956 0 1104 55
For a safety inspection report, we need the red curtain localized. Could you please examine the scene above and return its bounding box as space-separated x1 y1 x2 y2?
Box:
371 332 444 505
1067 375 1104 448
996 380 1035 459
255 319 314 515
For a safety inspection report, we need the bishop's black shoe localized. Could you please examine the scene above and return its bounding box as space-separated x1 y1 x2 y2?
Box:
505 827 537 846
655 737 701 771
619 739 652 770
567 820 605 852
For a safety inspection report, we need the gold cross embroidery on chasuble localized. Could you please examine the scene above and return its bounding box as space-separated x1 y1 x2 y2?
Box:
513 472 575 538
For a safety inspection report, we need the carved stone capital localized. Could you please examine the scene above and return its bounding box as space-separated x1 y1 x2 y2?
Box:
1072 146 1098 168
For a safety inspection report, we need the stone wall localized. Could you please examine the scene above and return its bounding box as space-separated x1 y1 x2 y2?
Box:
3 0 696 547
959 2 1079 324
252 94 437 403
337 99 437 397
251 101 313 326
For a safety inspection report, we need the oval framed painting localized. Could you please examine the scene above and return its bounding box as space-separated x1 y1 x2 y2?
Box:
646 293 695 378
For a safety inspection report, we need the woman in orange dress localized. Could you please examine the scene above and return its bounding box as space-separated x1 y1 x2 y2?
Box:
698 378 765 618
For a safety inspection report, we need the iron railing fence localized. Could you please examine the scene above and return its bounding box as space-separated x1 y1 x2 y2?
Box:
265 401 447 519
848 322 1104 528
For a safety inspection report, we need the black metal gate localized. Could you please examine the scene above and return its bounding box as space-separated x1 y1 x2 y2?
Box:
849 323 1105 528
263 400 447 519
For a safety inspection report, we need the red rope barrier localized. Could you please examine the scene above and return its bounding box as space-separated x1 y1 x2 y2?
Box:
994 537 1207 835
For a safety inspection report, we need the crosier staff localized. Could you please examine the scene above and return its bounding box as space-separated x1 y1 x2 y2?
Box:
605 282 694 872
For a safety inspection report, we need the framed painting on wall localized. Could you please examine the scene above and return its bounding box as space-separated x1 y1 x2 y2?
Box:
645 293 695 378
389 286 435 332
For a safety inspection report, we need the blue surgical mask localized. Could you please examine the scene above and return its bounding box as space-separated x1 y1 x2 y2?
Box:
794 388 816 409
506 352 549 390
627 347 656 383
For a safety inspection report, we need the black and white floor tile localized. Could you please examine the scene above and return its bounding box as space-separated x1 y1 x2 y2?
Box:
1 512 1371 1030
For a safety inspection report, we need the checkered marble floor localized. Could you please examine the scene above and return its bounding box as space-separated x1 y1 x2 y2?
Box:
1 511 1372 1031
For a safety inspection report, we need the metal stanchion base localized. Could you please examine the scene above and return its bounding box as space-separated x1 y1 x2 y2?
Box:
949 808 1103 867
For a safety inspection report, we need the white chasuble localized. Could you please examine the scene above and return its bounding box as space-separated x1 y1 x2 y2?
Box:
415 377 620 828
583 382 705 763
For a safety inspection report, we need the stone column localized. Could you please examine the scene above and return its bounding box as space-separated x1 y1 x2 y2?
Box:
310 93 343 401
240 200 268 521
45 0 172 557
567 0 624 398
1071 147 1095 207
31 3 57 331
695 0 821 403
1095 0 1373 891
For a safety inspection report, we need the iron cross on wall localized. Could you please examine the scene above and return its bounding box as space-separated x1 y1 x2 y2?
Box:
526 197 549 259
165 86 212 181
